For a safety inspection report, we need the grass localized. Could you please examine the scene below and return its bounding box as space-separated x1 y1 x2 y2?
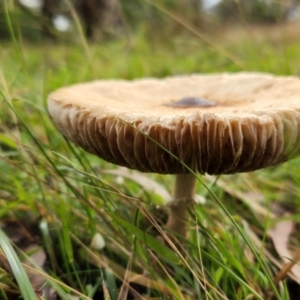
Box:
1 5 300 299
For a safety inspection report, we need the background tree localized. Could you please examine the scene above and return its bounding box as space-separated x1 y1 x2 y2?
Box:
1 0 299 41
215 0 299 23
79 0 122 39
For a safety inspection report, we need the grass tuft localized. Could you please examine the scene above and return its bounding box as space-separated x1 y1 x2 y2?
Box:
1 3 300 299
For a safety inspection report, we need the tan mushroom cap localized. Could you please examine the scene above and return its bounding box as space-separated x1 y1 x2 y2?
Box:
48 72 300 175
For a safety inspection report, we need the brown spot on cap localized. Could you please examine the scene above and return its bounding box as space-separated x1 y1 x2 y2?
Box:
167 97 216 107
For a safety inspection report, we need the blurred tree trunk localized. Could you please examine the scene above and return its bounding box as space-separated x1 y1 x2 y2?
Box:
216 0 299 23
41 0 58 39
19 0 122 40
78 0 122 39
189 0 204 26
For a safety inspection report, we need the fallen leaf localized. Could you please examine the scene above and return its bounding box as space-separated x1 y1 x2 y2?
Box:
246 223 300 285
268 214 294 264
268 213 300 283
22 244 46 288
22 245 57 300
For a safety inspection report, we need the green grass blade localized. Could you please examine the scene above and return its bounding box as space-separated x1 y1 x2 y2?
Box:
0 229 37 300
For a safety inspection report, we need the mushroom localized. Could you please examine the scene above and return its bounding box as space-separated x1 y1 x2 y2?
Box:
47 72 300 243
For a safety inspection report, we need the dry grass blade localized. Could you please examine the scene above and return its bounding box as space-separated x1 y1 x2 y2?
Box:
23 264 93 300
117 253 134 300
273 251 300 285
132 298 163 300
104 167 172 204
0 282 19 294
85 250 174 295
206 176 275 218
72 234 175 296
0 249 13 275
103 281 112 300
144 0 245 68
140 207 228 300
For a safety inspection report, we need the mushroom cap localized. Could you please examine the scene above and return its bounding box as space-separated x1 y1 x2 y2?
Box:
48 72 300 175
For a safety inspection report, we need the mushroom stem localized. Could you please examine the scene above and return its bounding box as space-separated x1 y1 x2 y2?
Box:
165 173 196 240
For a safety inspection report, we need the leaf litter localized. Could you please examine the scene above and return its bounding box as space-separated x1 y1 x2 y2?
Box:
1 168 300 299
210 174 300 297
